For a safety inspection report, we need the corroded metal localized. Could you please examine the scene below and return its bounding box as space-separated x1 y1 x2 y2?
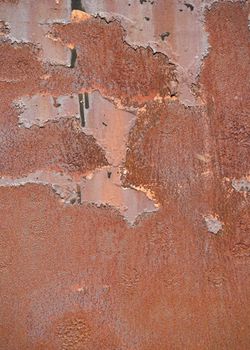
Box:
0 1 249 349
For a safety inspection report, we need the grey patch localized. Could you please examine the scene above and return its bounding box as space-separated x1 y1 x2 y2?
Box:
232 178 250 192
0 171 85 205
0 0 71 65
204 215 223 234
16 95 79 128
0 168 159 225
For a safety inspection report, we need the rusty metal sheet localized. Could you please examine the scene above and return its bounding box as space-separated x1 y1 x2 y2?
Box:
0 0 249 349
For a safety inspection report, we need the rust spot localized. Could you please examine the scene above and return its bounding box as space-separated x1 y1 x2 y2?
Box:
55 316 91 349
52 97 61 108
71 9 91 23
207 267 227 288
231 243 250 258
121 268 140 294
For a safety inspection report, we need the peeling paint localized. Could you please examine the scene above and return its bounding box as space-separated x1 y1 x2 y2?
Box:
0 168 158 224
81 0 211 106
0 1 250 348
82 91 136 166
13 89 157 223
80 0 243 106
51 14 177 106
16 95 79 127
0 0 71 65
82 166 158 224
0 171 82 204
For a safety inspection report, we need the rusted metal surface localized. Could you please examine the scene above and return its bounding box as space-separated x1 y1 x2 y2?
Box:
0 0 249 349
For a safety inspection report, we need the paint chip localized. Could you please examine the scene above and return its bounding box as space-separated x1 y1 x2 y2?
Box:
16 95 79 128
232 177 250 192
204 215 223 234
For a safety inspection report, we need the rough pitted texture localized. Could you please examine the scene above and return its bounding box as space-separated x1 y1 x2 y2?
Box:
125 101 206 203
200 2 250 178
52 17 177 106
0 1 249 350
0 43 43 77
0 43 44 99
0 117 108 177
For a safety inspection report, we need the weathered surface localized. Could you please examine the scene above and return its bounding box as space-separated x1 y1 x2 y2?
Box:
0 1 249 349
81 0 209 105
0 0 71 64
17 95 79 128
0 117 108 177
51 15 177 106
80 0 243 106
10 90 158 223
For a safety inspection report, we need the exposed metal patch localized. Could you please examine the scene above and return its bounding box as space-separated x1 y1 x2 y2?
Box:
80 0 240 106
16 95 79 127
0 0 71 65
11 90 159 224
204 215 223 234
0 168 158 224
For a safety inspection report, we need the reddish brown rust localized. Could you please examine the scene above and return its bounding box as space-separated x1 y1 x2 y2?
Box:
0 42 44 92
52 16 177 106
200 2 250 178
0 1 249 349
0 117 108 178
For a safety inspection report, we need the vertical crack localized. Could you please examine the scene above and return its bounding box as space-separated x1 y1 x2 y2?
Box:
70 48 77 68
84 92 89 109
78 93 85 127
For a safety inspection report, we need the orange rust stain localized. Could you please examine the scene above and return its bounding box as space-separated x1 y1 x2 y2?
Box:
71 9 91 22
